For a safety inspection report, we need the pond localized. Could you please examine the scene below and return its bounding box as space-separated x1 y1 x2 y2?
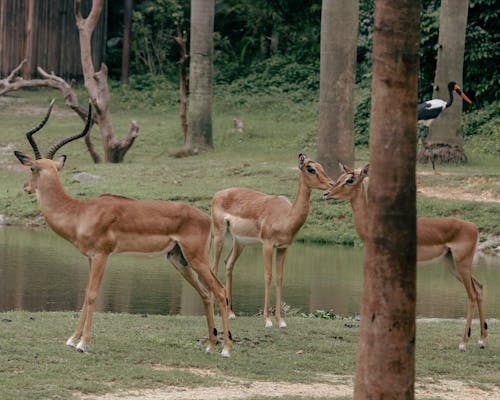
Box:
1 226 499 320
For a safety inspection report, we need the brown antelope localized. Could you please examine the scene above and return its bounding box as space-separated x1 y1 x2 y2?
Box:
211 154 334 328
13 101 232 357
323 163 487 351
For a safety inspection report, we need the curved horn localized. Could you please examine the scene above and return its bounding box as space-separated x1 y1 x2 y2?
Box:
26 99 55 159
46 101 93 159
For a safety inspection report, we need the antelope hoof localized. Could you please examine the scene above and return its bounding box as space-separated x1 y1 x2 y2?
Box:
66 337 77 348
205 341 216 354
478 339 485 349
279 320 287 329
458 342 466 352
265 318 273 328
76 340 86 353
221 347 231 358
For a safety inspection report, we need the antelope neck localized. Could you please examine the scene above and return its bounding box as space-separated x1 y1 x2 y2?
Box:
287 177 313 233
350 183 369 242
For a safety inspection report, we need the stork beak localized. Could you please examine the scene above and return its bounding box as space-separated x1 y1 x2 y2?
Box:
454 85 472 104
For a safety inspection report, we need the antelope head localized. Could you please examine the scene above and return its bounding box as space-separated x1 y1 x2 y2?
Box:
323 163 369 201
297 153 334 190
14 100 93 194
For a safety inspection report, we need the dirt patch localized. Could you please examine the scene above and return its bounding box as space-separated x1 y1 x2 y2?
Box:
416 171 500 203
418 184 500 203
79 370 500 400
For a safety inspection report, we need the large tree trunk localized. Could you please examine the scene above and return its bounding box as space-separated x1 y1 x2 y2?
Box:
353 0 419 398
423 0 469 164
317 0 358 179
186 0 215 150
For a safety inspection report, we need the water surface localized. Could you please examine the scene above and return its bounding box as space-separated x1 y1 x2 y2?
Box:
1 226 499 319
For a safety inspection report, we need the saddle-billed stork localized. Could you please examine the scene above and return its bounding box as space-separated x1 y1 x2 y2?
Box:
417 81 472 128
417 82 472 175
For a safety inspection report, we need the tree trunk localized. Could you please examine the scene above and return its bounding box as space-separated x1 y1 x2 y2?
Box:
317 0 358 179
174 23 189 143
75 0 138 163
425 0 469 163
22 0 35 79
186 0 215 150
353 0 419 398
121 0 133 83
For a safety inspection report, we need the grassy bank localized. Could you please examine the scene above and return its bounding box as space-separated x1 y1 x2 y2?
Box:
1 88 499 399
1 88 499 249
0 312 498 399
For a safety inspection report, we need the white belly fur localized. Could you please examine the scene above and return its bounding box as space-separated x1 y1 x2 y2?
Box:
225 215 262 245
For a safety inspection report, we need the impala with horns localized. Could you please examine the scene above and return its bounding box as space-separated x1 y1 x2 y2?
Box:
14 100 233 357
211 154 334 328
323 163 487 351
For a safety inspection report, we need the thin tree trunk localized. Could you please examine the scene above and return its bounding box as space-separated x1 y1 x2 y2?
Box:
121 0 133 83
22 0 35 79
353 0 419 398
174 23 189 143
427 0 469 161
186 0 215 150
317 0 358 179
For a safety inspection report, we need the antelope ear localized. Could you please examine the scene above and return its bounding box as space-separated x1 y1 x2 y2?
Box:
55 155 67 170
360 164 370 180
339 162 353 175
298 153 308 170
14 151 34 166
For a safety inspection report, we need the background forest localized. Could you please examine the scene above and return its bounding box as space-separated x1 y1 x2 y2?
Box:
104 0 499 150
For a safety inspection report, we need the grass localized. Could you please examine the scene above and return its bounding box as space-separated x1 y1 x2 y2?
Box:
0 86 499 399
0 312 498 399
1 88 499 246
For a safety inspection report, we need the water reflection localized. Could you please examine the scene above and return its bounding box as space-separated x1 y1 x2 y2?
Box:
1 226 499 319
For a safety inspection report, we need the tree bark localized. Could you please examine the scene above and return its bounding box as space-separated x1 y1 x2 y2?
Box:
121 0 133 83
354 0 419 398
186 0 215 150
75 0 138 163
317 0 358 179
174 23 189 143
1 1 139 163
426 0 469 163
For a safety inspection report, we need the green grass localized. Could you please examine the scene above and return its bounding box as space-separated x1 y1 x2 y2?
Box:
1 88 499 245
1 86 499 399
0 312 498 399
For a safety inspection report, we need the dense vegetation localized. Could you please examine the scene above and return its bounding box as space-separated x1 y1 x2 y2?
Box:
104 0 499 149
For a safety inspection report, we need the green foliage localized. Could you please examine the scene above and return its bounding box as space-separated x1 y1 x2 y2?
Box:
130 0 188 76
104 1 499 109
465 0 500 103
110 74 180 109
303 310 338 320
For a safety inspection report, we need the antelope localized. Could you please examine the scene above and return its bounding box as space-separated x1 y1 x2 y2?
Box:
323 163 487 351
13 101 232 357
211 154 334 328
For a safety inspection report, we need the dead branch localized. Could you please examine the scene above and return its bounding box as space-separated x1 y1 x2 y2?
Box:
0 60 102 162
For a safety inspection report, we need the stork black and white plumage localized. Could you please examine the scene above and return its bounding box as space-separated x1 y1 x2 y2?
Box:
417 81 472 128
417 81 472 174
